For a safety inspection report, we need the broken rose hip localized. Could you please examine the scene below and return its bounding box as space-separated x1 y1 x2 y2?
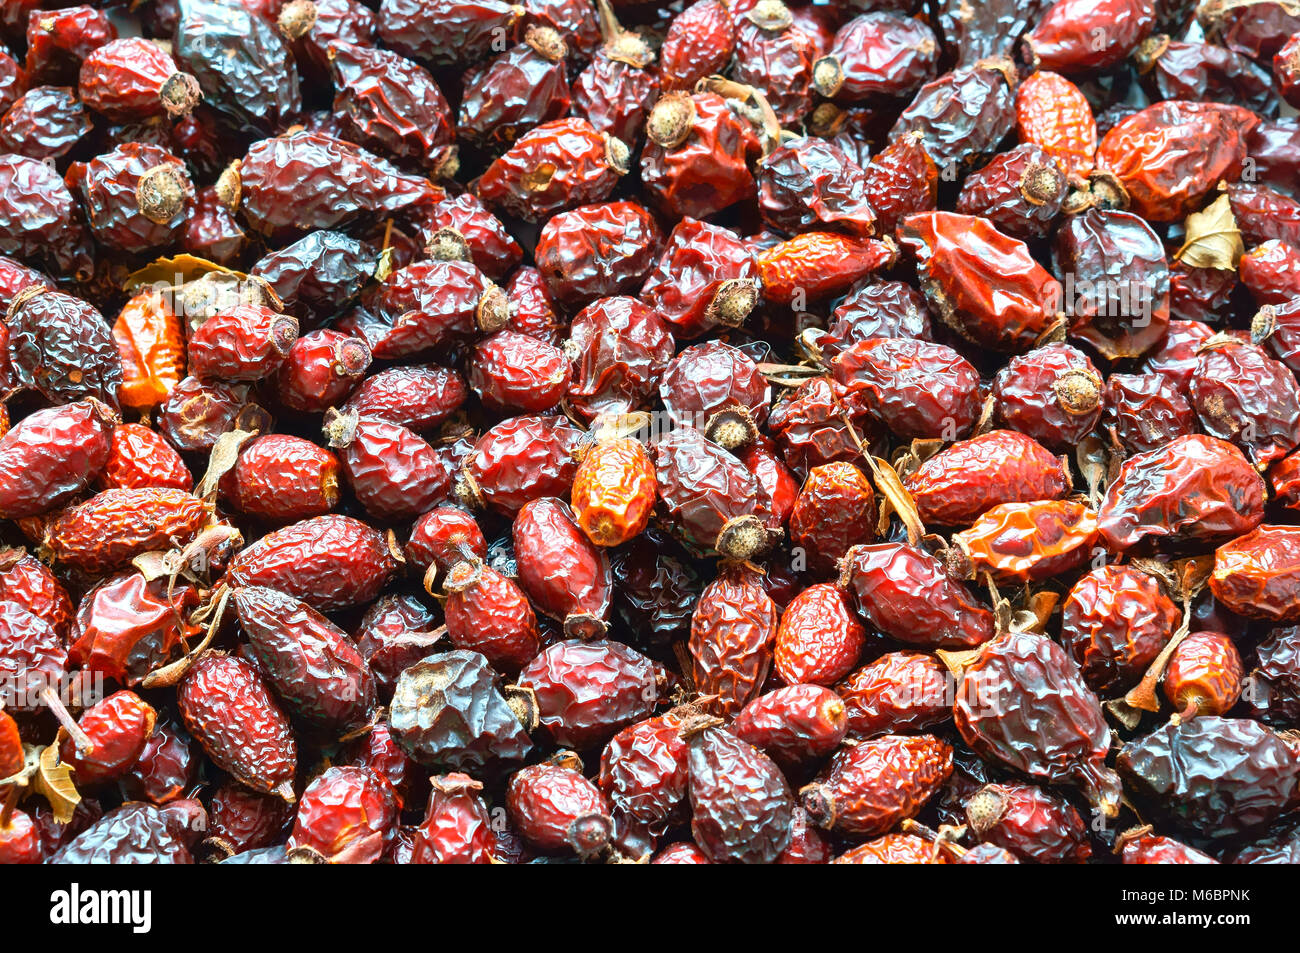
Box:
233 586 375 732
837 652 951 738
179 651 297 801
1210 525 1300 623
683 717 793 864
640 91 761 220
506 759 612 858
955 630 1123 817
1014 70 1096 181
802 734 952 837
1060 565 1180 694
70 570 199 685
955 144 1067 241
512 498 612 638
903 430 1070 527
536 201 662 307
639 219 760 339
653 427 771 560
774 583 866 687
288 765 396 864
963 782 1091 864
839 543 994 649
1097 434 1266 552
757 232 896 306
689 563 777 716
900 212 1059 352
1164 631 1243 718
113 290 185 411
831 337 981 440
220 434 340 523
476 117 628 223
953 500 1098 582
78 37 201 121
0 399 114 519
388 650 534 771
275 329 371 413
731 685 847 769
812 12 938 103
325 410 451 522
227 514 397 612
43 487 208 574
411 774 497 864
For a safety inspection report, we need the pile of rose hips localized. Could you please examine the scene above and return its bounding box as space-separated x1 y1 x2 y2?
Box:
1 0 1300 865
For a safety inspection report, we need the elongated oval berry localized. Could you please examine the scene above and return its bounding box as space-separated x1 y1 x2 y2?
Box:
178 652 297 800
775 584 866 687
459 415 583 516
684 718 793 864
469 331 572 414
517 639 659 750
802 734 953 837
1061 565 1180 694
598 708 692 828
837 652 952 738
43 488 208 574
788 463 875 575
507 759 613 857
1210 525 1300 623
220 434 340 523
689 562 778 716
227 514 398 612
731 685 848 769
513 498 611 638
571 437 656 547
1164 632 1244 718
953 500 1098 582
276 329 372 412
189 305 299 383
233 586 375 732
100 423 192 491
964 782 1091 863
441 560 540 671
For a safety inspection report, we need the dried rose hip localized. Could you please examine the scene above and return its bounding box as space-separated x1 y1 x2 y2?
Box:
1061 565 1180 694
1098 435 1266 552
287 765 396 863
227 514 398 612
572 0 658 142
889 58 1017 172
964 782 1091 864
659 0 734 92
954 500 1098 582
900 212 1060 353
831 337 982 440
325 410 450 521
955 144 1067 241
79 37 201 122
757 231 896 306
683 717 793 864
507 759 612 858
812 12 937 103
43 487 208 574
179 651 297 801
1210 525 1300 623
469 331 571 415
220 434 339 523
411 773 497 864
732 685 847 769
640 219 760 339
276 329 372 413
72 142 193 254
517 639 658 749
1026 0 1155 71
189 305 299 384
459 26 571 148
730 1 816 125
1102 373 1196 455
1164 631 1243 718
113 290 184 411
513 497 611 638
8 287 122 409
535 201 662 307
862 131 937 235
774 583 866 687
570 437 656 549
838 652 951 738
1119 827 1218 864
840 543 994 649
904 430 1070 527
70 570 199 685
0 398 113 519
955 630 1123 817
689 561 777 716
802 734 952 837
1189 340 1300 469
1015 70 1096 181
